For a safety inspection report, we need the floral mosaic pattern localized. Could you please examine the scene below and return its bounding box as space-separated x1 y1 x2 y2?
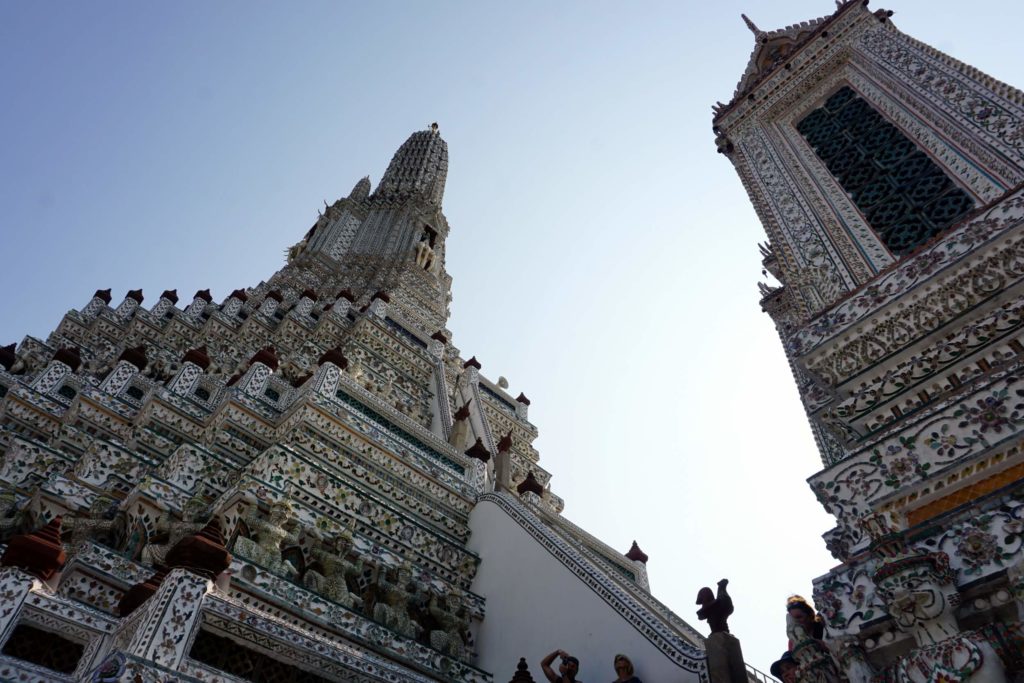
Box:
788 189 1024 357
812 360 1024 528
812 494 1024 636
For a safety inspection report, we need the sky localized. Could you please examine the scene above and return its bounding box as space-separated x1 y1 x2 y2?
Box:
3 0 1024 677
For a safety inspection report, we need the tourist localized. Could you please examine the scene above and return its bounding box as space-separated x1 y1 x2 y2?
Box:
612 654 642 683
541 649 582 683
786 595 824 642
770 651 798 683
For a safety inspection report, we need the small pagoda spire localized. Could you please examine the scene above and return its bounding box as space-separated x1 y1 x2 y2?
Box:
453 399 472 421
164 518 232 579
53 347 83 372
1 516 67 581
248 346 279 371
117 345 148 372
465 437 491 463
0 344 16 372
349 176 371 201
318 346 348 370
516 471 544 497
626 540 649 564
181 345 212 370
509 657 536 683
497 430 513 453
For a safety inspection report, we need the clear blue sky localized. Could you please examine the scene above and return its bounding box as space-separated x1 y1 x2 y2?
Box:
3 1 1023 675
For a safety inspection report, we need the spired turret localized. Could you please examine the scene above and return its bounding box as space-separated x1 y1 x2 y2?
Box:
267 126 455 332
716 3 1024 680
373 123 448 207
349 175 371 202
0 123 713 683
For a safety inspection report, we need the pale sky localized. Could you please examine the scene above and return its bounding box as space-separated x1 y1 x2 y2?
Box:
3 1 1023 676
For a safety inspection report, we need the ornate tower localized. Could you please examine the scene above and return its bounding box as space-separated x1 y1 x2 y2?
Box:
715 0 1024 677
283 123 453 333
0 127 709 682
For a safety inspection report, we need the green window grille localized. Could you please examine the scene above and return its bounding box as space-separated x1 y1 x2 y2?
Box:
1 623 84 674
796 86 974 256
189 629 332 683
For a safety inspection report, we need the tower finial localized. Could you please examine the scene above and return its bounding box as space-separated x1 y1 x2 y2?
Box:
741 14 765 38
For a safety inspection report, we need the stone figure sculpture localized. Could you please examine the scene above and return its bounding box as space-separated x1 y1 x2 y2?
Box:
64 494 122 551
0 488 26 541
234 499 300 578
303 528 364 610
428 589 470 661
141 495 209 567
697 579 747 683
373 562 423 639
872 544 1011 683
696 578 734 633
415 233 435 271
287 239 308 263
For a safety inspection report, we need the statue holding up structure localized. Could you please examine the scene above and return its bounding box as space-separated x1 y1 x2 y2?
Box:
141 494 209 567
234 499 300 578
64 494 123 553
428 589 470 661
0 489 26 542
303 526 364 611
373 562 423 640
414 232 435 271
865 518 1018 683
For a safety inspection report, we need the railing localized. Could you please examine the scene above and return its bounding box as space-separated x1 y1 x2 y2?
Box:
747 663 780 683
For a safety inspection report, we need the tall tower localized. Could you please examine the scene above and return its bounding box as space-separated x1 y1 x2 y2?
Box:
716 0 1024 676
0 128 709 682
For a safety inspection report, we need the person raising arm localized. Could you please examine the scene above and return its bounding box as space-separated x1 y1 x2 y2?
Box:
540 649 582 683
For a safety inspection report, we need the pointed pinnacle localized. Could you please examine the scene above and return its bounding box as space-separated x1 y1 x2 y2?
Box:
741 13 765 38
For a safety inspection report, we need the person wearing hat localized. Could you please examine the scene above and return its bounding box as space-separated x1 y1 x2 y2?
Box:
541 649 583 683
770 651 798 683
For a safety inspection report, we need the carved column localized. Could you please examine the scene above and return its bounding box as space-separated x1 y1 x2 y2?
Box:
221 289 247 318
257 290 283 317
168 347 211 395
234 347 278 397
183 289 212 322
150 289 179 319
113 289 144 321
80 288 111 319
100 346 147 395
291 289 317 318
31 347 81 394
111 568 211 670
329 290 355 320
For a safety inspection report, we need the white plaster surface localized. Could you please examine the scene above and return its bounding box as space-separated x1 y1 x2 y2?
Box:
469 497 705 683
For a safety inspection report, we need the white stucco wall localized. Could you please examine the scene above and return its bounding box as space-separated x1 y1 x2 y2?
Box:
468 497 706 683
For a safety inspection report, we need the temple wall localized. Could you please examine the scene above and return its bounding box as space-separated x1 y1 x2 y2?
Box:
468 495 707 683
